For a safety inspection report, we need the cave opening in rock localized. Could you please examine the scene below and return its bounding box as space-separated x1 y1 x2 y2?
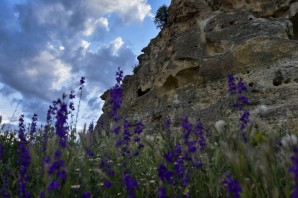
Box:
290 13 298 40
137 88 150 97
163 75 178 91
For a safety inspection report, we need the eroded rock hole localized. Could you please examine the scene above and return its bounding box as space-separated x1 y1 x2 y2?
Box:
137 88 150 97
273 70 284 86
290 13 298 39
163 75 178 91
284 78 292 84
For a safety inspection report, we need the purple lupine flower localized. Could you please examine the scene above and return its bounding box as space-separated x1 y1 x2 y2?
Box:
30 113 38 137
0 175 11 198
223 173 242 198
109 68 124 121
103 181 112 188
54 99 69 148
158 187 168 198
69 90 75 100
47 180 60 192
79 77 85 90
182 173 190 187
82 191 91 198
227 74 237 94
290 147 298 197
48 160 64 175
195 121 206 151
69 102 75 111
86 149 94 157
165 118 171 130
134 121 144 135
0 144 3 161
181 116 193 139
87 122 94 133
164 151 174 163
57 170 67 181
38 191 45 198
237 78 247 94
192 160 202 168
17 115 31 198
240 110 250 131
123 119 131 145
113 126 121 134
122 174 138 197
158 164 173 183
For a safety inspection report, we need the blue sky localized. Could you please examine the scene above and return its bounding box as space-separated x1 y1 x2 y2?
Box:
0 0 171 128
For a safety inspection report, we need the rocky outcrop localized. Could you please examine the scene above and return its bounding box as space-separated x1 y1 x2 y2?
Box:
95 0 298 135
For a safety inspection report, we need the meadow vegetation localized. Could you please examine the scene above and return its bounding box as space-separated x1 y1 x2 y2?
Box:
0 68 297 198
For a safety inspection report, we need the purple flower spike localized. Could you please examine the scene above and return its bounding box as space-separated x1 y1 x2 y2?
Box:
240 110 250 131
109 68 124 121
0 144 3 161
48 181 60 192
237 78 247 94
158 187 169 198
82 191 91 198
227 74 237 94
223 173 242 198
103 181 112 188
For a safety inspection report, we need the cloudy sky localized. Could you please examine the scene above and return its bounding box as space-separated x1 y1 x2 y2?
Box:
0 0 171 129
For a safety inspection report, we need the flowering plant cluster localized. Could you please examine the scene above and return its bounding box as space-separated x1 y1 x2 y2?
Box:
0 69 297 198
227 74 251 141
158 116 207 197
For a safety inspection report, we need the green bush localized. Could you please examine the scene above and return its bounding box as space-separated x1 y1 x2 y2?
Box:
154 5 169 29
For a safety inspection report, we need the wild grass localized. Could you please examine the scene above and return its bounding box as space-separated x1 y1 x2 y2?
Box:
0 69 297 198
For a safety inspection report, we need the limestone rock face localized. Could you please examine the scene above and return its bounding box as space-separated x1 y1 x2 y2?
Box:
95 0 298 134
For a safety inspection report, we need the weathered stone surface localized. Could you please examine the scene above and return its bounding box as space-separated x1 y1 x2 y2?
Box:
95 0 298 135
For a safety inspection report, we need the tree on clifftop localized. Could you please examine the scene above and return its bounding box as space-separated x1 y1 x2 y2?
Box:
154 5 169 29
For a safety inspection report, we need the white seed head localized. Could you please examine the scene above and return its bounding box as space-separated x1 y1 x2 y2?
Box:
71 185 80 189
145 135 154 142
255 105 268 115
281 134 297 147
215 120 226 134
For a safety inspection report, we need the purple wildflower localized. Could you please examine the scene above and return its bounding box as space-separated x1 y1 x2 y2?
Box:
0 175 11 198
69 90 75 99
57 170 67 181
237 78 247 94
158 187 169 198
109 68 124 121
48 180 60 192
79 77 85 90
0 144 3 161
87 122 94 133
18 115 31 198
86 149 94 157
134 121 144 135
82 191 91 198
113 126 121 135
165 118 171 130
30 113 38 137
158 164 173 183
54 99 69 148
223 173 242 198
103 181 112 188
290 147 298 197
240 110 250 131
122 174 138 197
195 121 206 151
181 116 193 139
227 74 237 94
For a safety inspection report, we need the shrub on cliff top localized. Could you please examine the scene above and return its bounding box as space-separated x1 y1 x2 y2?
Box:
154 5 169 29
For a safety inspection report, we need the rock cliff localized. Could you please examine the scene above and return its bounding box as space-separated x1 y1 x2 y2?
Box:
95 0 298 135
